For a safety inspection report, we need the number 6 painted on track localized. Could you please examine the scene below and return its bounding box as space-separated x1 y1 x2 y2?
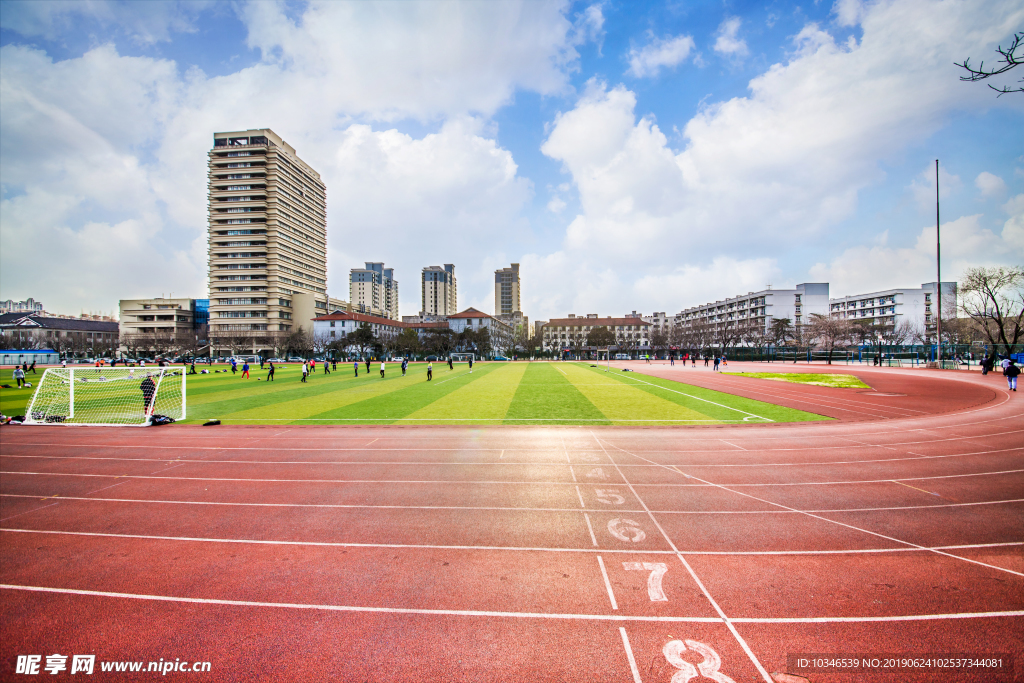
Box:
607 518 646 543
623 562 668 601
663 639 736 683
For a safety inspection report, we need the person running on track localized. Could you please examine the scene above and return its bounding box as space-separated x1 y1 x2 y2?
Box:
1004 359 1019 392
380 360 385 378
267 361 275 382
242 361 250 379
427 361 433 381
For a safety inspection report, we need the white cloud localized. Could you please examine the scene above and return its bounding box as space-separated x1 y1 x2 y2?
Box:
976 171 1007 197
713 17 749 57
832 0 867 27
0 0 212 44
810 213 1023 296
1002 194 1024 251
547 197 567 213
626 34 696 78
909 163 961 211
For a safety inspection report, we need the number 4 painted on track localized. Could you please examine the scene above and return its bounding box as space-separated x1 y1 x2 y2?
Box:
623 562 668 601
596 489 624 504
663 640 736 683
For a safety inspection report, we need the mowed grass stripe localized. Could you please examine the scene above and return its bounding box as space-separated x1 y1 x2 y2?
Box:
560 363 718 424
504 362 610 425
307 363 503 424
575 363 831 423
404 362 527 424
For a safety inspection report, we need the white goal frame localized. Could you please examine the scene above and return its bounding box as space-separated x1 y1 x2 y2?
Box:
450 352 475 362
24 367 186 426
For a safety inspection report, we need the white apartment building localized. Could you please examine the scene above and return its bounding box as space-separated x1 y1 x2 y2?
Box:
421 264 457 317
494 263 521 316
0 298 44 315
351 262 399 321
208 129 329 335
829 282 956 342
119 298 196 337
674 283 830 336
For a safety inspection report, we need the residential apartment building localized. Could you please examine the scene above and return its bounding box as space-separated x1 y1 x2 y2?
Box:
674 283 830 337
829 282 956 342
208 128 329 335
311 308 505 351
446 308 513 340
540 314 651 354
351 262 399 321
1 298 44 315
494 263 521 316
119 298 198 338
421 264 457 317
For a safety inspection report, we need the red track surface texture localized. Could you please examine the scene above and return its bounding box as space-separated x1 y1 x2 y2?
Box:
1 363 1022 682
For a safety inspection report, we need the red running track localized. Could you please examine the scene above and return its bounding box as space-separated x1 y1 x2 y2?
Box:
1 363 1021 682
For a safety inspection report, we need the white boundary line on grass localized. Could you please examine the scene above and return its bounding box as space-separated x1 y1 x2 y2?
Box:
2 584 1020 624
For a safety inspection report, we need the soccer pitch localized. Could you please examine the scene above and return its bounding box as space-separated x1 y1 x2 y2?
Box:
175 361 829 425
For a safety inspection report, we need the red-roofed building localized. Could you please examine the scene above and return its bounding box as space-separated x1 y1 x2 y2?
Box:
540 314 650 357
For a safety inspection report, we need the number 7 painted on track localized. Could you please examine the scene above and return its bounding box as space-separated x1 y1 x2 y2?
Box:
623 561 668 601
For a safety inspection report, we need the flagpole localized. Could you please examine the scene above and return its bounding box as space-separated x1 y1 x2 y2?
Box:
936 159 942 363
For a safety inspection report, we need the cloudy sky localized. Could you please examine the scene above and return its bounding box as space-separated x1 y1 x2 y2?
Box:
1 0 1021 322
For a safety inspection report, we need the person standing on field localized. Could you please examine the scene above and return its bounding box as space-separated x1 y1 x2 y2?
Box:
140 375 156 415
365 358 371 374
301 361 308 383
448 356 453 371
267 361 275 382
13 366 26 388
427 361 433 381
324 359 330 375
242 361 250 379
380 360 386 378
353 360 359 377
468 356 473 374
401 358 408 376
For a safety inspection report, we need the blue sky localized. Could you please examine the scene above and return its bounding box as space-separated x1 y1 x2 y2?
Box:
1 0 1021 321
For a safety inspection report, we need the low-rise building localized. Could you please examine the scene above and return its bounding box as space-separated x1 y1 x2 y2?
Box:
0 313 119 358
0 298 44 315
540 314 651 356
119 298 198 338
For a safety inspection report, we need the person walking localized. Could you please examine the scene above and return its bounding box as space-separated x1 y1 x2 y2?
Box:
401 358 408 376
29 361 36 374
427 361 433 381
324 359 330 375
242 361 250 379
301 361 308 383
380 360 386 378
704 355 710 367
691 355 696 368
981 355 993 376
13 366 26 388
231 359 237 374
267 361 275 382
670 355 675 366
354 360 359 377
365 358 371 374
1004 360 1019 392
713 356 721 372
332 359 337 372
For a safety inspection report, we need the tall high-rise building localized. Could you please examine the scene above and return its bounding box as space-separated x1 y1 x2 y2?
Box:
350 262 399 320
421 264 457 317
494 263 520 315
207 129 328 338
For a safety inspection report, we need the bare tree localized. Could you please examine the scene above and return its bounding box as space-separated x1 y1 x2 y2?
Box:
956 32 1024 96
805 313 852 364
958 266 1024 357
312 329 334 359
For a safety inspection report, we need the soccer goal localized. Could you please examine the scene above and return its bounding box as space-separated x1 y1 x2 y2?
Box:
24 367 186 426
450 353 475 362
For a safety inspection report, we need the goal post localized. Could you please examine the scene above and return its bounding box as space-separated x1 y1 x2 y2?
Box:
24 367 186 426
450 353 475 362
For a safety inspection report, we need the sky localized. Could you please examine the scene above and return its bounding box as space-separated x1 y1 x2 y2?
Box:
0 0 1021 323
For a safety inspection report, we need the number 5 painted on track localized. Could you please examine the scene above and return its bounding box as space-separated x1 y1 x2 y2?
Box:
607 518 646 542
596 489 624 504
663 639 736 683
623 562 668 601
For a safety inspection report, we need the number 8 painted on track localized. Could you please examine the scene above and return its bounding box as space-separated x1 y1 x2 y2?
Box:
662 639 736 683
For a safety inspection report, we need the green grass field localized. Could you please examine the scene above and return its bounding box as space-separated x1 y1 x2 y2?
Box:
1 362 831 425
723 372 871 389
2 362 830 425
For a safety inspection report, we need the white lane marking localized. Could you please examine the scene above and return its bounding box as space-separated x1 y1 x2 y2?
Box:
499 450 504 460
583 514 598 547
597 556 618 610
569 465 577 483
7 469 1022 487
575 486 586 509
366 439 378 447
623 562 668 602
604 442 1024 579
608 519 646 543
615 374 772 422
619 628 643 683
720 440 746 451
4 528 1021 556
593 434 775 683
1 584 1020 624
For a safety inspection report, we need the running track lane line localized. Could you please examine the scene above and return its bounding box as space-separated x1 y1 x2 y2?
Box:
4 584 1020 624
4 529 1021 556
613 374 772 422
6 469 1022 487
600 441 1024 579
619 628 642 683
6 493 1022 515
591 432 774 683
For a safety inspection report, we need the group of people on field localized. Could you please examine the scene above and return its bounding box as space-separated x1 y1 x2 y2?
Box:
218 356 475 384
664 353 727 370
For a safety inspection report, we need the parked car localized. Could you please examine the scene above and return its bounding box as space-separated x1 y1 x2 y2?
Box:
492 356 510 361
267 358 286 363
425 355 438 362
287 357 304 362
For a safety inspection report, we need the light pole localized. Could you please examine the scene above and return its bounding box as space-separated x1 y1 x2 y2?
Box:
935 159 942 363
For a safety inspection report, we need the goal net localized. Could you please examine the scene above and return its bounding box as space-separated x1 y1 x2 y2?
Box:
24 367 186 426
450 353 475 362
